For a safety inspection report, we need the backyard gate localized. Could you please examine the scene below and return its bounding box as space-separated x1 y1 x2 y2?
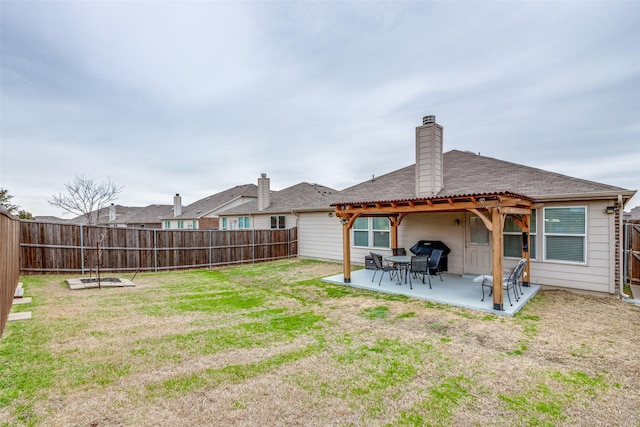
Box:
625 219 640 284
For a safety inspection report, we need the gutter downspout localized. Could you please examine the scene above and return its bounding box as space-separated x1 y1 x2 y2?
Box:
618 194 630 299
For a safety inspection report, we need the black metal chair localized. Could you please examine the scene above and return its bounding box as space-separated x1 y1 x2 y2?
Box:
410 255 430 288
369 252 398 285
480 258 527 306
427 249 444 281
392 248 407 256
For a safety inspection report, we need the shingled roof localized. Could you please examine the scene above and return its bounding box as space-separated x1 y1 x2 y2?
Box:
218 182 337 215
334 150 633 205
169 184 258 220
124 204 173 225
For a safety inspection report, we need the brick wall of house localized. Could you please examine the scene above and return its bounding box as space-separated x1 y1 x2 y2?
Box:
199 217 219 229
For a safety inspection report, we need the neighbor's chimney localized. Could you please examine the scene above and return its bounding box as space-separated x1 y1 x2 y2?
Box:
173 193 182 217
257 173 270 211
415 115 444 198
109 203 116 223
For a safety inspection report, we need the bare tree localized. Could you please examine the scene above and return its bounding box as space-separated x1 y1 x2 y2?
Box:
49 175 124 225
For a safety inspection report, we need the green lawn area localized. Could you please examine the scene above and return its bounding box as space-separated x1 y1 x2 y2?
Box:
1 259 639 426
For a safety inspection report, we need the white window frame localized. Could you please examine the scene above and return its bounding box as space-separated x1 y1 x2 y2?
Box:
503 210 537 260
543 206 587 264
352 217 390 249
270 215 285 229
238 216 250 230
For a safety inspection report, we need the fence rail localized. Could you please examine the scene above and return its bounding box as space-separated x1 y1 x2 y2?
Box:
19 221 298 275
1 209 20 337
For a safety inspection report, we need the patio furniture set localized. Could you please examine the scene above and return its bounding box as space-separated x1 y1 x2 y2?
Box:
370 244 527 304
369 248 444 290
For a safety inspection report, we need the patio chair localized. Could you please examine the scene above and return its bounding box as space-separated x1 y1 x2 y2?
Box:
477 258 527 306
410 255 430 288
392 248 407 256
369 252 398 285
427 249 444 281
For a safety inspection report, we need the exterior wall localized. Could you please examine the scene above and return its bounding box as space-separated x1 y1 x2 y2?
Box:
296 201 619 294
251 213 298 230
162 219 198 230
528 200 617 294
398 213 465 274
199 217 218 229
298 212 343 262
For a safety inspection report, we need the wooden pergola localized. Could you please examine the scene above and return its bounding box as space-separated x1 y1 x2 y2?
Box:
333 192 540 311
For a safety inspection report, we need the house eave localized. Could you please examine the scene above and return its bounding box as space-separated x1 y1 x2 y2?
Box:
532 190 636 205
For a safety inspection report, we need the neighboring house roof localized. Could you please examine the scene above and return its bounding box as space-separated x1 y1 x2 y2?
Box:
33 216 73 223
124 204 173 225
218 182 337 215
73 205 142 225
628 206 640 220
166 184 258 220
335 150 634 205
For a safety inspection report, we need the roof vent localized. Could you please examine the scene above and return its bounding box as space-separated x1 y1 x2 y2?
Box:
423 115 436 125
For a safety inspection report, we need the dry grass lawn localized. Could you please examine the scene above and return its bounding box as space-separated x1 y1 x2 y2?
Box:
1 259 639 426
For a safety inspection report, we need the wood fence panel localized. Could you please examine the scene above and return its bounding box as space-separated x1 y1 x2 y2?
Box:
627 220 640 284
1 209 20 337
19 221 298 274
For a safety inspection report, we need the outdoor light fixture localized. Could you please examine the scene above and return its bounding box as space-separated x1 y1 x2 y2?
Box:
603 206 616 214
340 218 349 225
453 219 460 226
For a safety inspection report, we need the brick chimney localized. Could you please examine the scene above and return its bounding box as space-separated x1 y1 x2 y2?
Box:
415 115 444 198
257 173 270 211
173 193 182 217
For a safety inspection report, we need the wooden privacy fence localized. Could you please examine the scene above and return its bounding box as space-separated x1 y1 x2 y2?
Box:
19 221 298 275
625 219 640 285
1 208 20 337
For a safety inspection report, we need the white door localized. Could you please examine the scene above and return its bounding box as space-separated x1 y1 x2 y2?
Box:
464 212 492 274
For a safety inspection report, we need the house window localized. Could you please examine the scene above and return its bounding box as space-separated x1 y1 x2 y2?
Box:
270 215 285 229
238 216 250 229
353 217 390 249
504 210 537 259
177 220 184 229
164 220 170 229
543 207 586 263
192 220 197 229
221 217 227 230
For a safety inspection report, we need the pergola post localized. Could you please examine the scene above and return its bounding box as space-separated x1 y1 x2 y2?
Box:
521 214 531 286
390 215 399 250
342 221 351 283
491 208 505 311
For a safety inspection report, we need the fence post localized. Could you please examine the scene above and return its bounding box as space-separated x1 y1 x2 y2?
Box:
209 230 212 269
252 228 255 264
80 224 85 275
154 229 158 272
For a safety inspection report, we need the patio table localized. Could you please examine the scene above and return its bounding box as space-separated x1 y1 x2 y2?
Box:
385 255 413 285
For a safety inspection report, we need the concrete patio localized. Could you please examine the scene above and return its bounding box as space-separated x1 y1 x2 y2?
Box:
322 268 541 316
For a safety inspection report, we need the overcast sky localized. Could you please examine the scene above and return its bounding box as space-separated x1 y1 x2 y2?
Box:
1 1 639 217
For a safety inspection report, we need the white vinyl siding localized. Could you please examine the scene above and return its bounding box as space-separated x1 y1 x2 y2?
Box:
531 201 614 293
298 212 343 262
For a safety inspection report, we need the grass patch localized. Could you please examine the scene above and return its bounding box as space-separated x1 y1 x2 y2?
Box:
2 260 638 426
